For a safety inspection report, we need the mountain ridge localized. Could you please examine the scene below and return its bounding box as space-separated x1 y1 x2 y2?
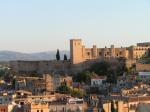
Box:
0 50 70 61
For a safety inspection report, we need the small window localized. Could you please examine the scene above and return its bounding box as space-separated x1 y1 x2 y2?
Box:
99 52 102 56
107 52 109 55
87 52 90 56
119 51 122 55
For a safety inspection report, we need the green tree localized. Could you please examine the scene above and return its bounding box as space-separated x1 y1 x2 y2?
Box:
57 84 85 98
90 61 110 75
64 54 67 60
12 79 16 89
0 69 5 77
71 88 85 98
56 49 60 60
106 69 117 84
74 71 95 84
90 59 127 84
57 84 71 94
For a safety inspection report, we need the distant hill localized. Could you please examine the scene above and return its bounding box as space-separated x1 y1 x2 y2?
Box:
0 50 70 61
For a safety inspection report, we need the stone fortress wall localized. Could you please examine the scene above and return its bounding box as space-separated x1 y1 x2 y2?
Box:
10 60 72 75
10 39 150 74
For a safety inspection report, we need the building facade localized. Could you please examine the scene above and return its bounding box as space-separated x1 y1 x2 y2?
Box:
70 39 150 64
91 76 106 87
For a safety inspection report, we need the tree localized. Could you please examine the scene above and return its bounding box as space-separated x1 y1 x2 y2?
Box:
115 101 118 112
0 69 5 77
90 61 110 75
71 88 85 98
148 48 150 57
57 84 71 94
101 108 105 112
74 71 95 84
12 79 16 89
56 49 60 60
111 100 117 112
57 84 85 98
107 69 117 84
64 54 67 60
90 59 127 84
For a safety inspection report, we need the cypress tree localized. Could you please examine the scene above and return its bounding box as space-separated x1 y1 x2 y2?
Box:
56 49 60 60
64 54 67 61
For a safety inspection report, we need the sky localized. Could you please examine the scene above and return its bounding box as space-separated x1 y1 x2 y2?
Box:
0 0 150 53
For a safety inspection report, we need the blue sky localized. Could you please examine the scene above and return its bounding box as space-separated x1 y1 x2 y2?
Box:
0 0 150 52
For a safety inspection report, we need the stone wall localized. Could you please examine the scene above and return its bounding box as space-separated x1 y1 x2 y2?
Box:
136 63 150 72
10 60 72 75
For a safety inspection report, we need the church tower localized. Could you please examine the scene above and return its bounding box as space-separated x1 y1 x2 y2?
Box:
70 39 83 64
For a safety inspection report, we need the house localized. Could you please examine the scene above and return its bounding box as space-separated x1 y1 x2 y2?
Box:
0 92 16 105
24 101 49 112
53 75 73 90
0 104 14 112
91 76 106 87
138 72 150 81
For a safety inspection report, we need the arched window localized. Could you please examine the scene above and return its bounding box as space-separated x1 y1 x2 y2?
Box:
87 52 90 56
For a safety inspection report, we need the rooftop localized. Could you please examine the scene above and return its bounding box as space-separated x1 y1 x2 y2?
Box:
91 76 106 80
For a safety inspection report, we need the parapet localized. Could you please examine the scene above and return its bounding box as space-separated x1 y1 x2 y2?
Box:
70 39 82 41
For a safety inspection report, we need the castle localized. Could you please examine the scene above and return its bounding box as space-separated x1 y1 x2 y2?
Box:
10 39 150 74
70 39 150 64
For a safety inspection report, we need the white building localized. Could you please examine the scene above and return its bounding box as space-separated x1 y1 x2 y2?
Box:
91 76 106 87
138 72 150 81
0 93 16 104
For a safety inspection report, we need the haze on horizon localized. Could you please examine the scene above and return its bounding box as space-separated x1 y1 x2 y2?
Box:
0 0 150 53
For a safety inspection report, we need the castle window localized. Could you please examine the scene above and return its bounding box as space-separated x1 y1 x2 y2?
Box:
99 52 102 56
87 52 90 56
116 54 119 57
107 52 109 55
119 51 122 55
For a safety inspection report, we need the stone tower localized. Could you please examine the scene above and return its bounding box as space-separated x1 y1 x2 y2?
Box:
110 45 115 58
92 45 97 58
70 39 83 64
